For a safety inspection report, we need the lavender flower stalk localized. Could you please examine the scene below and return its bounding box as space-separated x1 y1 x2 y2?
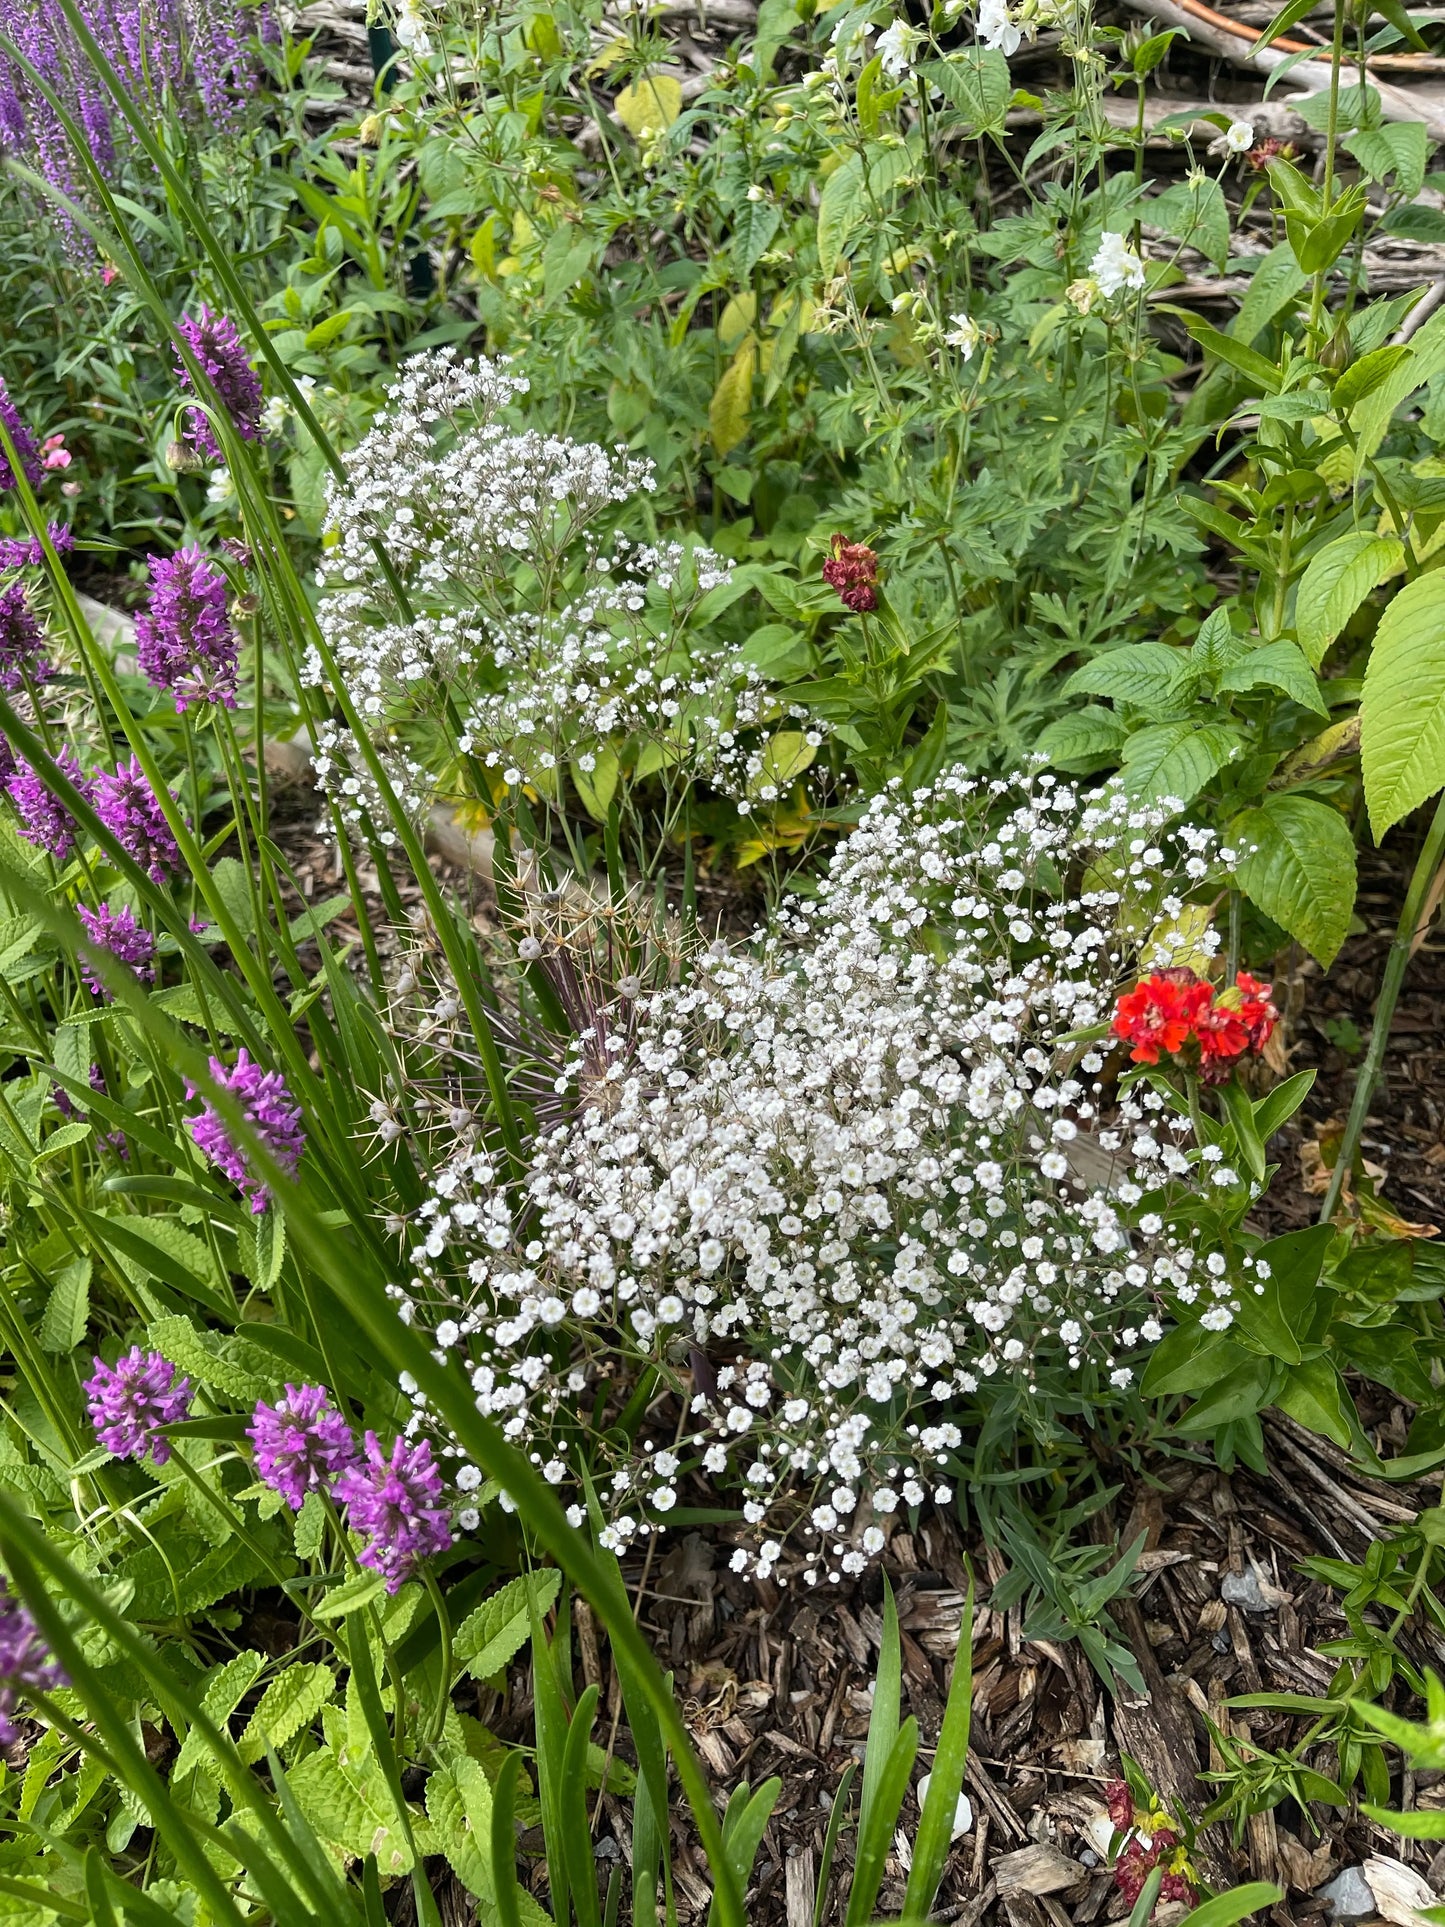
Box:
336 1433 452 1592
187 1049 304 1213
84 1347 192 1463
77 904 156 998
93 757 181 882
0 1587 66 1742
0 375 39 492
248 1384 356 1510
0 581 49 691
0 524 74 569
6 747 92 858
134 547 239 712
176 307 263 461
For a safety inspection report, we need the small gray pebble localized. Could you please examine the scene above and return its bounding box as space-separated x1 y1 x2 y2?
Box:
1318 1867 1376 1921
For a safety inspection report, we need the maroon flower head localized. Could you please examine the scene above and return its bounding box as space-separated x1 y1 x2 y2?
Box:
186 1048 304 1213
93 757 182 882
336 1432 453 1593
0 1587 66 1743
134 547 239 713
175 306 263 461
249 1383 357 1511
822 533 880 614
84 1347 192 1463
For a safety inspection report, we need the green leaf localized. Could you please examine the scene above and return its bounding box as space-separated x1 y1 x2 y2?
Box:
1232 243 1308 346
145 1314 274 1404
1362 568 1445 837
1035 706 1126 772
1148 176 1229 272
1232 793 1357 965
1061 642 1194 712
1274 1355 1356 1449
925 48 1011 129
1294 530 1403 667
1331 342 1415 416
731 196 781 280
1179 1884 1283 1927
238 1663 336 1764
455 1569 562 1680
1118 722 1239 803
426 1754 496 1902
315 1570 387 1620
817 141 917 274
1361 1805 1445 1838
1346 122 1427 196
1248 0 1317 50
1185 320 1282 393
1218 639 1328 713
39 1257 90 1354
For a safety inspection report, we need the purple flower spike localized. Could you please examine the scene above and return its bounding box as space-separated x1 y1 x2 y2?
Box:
186 1049 304 1213
6 746 93 859
249 1384 356 1511
134 547 238 713
0 525 74 569
0 581 49 692
77 904 156 999
175 307 263 461
93 757 181 882
0 1587 67 1744
84 1347 192 1464
0 377 40 493
336 1432 452 1593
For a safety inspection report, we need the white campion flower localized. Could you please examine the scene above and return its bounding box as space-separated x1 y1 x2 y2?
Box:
977 0 1022 56
1224 118 1254 153
877 17 925 77
394 0 433 55
1091 230 1146 296
944 313 982 359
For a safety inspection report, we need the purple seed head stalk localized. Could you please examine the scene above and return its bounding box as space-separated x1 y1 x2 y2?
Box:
175 307 263 461
134 547 239 712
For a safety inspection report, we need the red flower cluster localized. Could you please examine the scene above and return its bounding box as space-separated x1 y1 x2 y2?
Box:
822 533 880 613
1111 969 1277 1082
1103 1781 1196 1909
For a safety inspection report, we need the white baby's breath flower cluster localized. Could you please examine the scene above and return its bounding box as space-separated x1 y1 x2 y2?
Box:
310 349 827 823
313 722 433 848
388 769 1246 1584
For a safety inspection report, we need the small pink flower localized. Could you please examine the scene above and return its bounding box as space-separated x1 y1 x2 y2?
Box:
61 482 81 498
40 435 70 472
101 264 119 286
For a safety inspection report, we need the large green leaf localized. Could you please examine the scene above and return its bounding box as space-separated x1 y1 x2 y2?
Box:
1061 642 1194 713
1118 722 1239 803
455 1569 562 1681
816 140 917 273
1294 530 1403 667
1232 793 1357 965
925 48 1011 129
1361 567 1445 837
1218 638 1327 713
1035 705 1126 772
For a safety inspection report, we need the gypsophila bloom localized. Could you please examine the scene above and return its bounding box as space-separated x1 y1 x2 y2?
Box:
0 375 39 492
176 307 264 461
93 758 182 882
391 769 1237 1578
249 1384 357 1510
336 1432 452 1591
0 580 49 690
6 746 91 858
1224 119 1254 153
0 1588 66 1742
1091 231 1146 297
135 547 239 712
78 904 156 998
84 1347 192 1463
187 1049 305 1213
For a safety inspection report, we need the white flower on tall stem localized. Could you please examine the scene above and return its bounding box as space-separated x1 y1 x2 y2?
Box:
977 0 1023 56
1091 230 1146 296
944 313 982 359
394 0 433 57
1224 118 1254 153
877 18 925 77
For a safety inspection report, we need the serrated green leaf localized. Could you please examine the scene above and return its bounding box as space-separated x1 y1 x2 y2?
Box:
455 1569 562 1680
1218 639 1328 713
1232 793 1357 965
1295 530 1403 667
1118 721 1239 804
316 1569 387 1620
1361 568 1445 836
1035 706 1126 772
1061 642 1194 712
238 1662 336 1763
39 1257 90 1354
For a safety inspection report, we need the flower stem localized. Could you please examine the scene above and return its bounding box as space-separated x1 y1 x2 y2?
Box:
1321 789 1445 1222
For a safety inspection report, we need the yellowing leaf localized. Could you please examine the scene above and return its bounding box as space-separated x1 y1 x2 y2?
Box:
748 729 816 798
1142 902 1215 973
614 74 682 138
709 337 756 457
718 292 757 351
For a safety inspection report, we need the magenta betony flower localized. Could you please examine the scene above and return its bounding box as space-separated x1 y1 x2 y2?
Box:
6 747 93 858
0 581 49 691
175 307 263 461
0 376 39 493
93 758 182 882
248 1384 356 1511
84 1347 192 1463
186 1049 304 1213
336 1432 453 1592
134 547 238 712
0 1587 66 1743
0 524 74 569
77 904 156 999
